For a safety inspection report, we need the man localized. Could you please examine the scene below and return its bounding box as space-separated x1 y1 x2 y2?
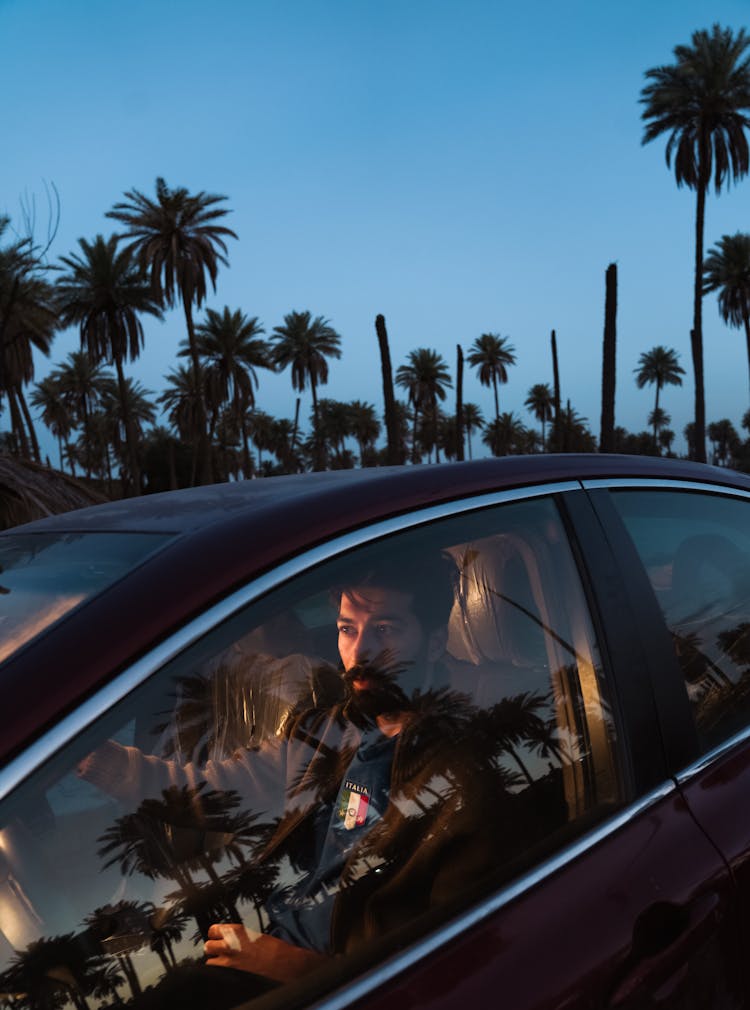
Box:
81 551 505 992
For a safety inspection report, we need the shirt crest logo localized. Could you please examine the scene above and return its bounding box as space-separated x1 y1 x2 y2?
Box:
338 780 369 830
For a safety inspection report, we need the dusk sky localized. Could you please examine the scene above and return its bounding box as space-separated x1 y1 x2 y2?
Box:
3 0 750 460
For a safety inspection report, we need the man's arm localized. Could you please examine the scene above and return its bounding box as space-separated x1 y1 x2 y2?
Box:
204 924 326 981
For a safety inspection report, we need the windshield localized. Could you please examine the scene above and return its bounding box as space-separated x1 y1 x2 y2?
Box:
0 532 172 663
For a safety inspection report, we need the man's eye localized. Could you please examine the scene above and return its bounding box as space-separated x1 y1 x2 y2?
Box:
338 625 354 636
376 624 395 635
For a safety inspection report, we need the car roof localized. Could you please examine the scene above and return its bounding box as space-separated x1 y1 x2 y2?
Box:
8 453 744 537
2 454 748 769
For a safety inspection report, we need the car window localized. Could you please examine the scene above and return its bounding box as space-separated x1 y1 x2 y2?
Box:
609 489 750 753
0 532 173 664
0 497 627 1010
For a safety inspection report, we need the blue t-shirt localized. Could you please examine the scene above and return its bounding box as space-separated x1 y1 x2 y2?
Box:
267 730 396 952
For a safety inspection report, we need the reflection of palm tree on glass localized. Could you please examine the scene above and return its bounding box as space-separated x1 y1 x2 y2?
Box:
98 784 266 939
4 932 102 1010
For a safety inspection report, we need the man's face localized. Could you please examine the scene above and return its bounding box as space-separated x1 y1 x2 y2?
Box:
337 585 445 716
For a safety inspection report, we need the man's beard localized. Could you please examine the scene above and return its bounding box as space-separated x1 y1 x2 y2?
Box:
342 651 426 723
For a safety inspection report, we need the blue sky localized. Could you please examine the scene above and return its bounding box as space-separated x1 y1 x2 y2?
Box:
3 0 750 460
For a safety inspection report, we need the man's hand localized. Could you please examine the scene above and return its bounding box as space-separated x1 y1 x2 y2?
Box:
204 924 326 981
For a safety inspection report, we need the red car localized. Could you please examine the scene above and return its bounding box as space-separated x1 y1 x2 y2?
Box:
1 455 749 1010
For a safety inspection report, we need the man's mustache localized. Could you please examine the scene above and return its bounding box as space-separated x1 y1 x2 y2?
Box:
342 654 411 688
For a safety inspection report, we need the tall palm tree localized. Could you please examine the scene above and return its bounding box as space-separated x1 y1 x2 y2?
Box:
395 348 452 463
190 306 271 478
641 24 750 462
467 333 516 422
107 178 237 483
462 402 484 460
270 310 342 468
524 383 554 449
55 234 163 494
703 232 750 398
634 346 685 434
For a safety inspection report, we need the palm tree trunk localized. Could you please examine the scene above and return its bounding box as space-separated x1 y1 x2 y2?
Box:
7 389 29 458
310 377 323 471
743 310 750 403
455 343 464 462
376 314 402 465
691 176 707 463
17 387 41 462
411 404 420 463
599 263 617 452
114 356 141 495
551 330 561 452
183 301 212 484
492 374 499 421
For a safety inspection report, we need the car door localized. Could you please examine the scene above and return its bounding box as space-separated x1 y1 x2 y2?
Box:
591 477 750 1008
0 483 739 1010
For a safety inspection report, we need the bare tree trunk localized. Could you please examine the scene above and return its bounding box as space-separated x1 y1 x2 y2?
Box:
375 314 402 465
599 263 617 452
551 330 561 452
456 343 464 462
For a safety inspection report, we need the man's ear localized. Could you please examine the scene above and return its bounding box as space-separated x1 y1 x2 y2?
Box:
426 627 448 663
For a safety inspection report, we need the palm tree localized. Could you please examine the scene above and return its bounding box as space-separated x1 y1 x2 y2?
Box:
395 348 452 463
101 376 156 488
53 351 110 477
524 383 554 449
30 374 73 471
708 418 740 465
462 402 484 460
159 364 205 481
270 311 342 468
467 333 516 421
348 400 380 465
190 306 271 478
641 24 750 462
318 398 355 465
107 178 237 483
648 406 671 449
703 232 750 398
634 346 685 434
482 411 526 457
55 234 163 494
0 217 58 462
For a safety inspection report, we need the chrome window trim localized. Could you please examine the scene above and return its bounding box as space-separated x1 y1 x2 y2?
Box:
677 723 750 784
309 780 677 1010
582 476 750 500
0 479 579 802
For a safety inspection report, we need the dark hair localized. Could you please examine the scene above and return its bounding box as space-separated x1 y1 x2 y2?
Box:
333 549 457 632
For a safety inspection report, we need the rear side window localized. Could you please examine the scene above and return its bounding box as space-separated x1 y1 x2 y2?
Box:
609 489 750 753
0 497 626 1010
0 532 172 664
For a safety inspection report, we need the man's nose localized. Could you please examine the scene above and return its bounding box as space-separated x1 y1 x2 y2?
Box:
353 628 377 663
